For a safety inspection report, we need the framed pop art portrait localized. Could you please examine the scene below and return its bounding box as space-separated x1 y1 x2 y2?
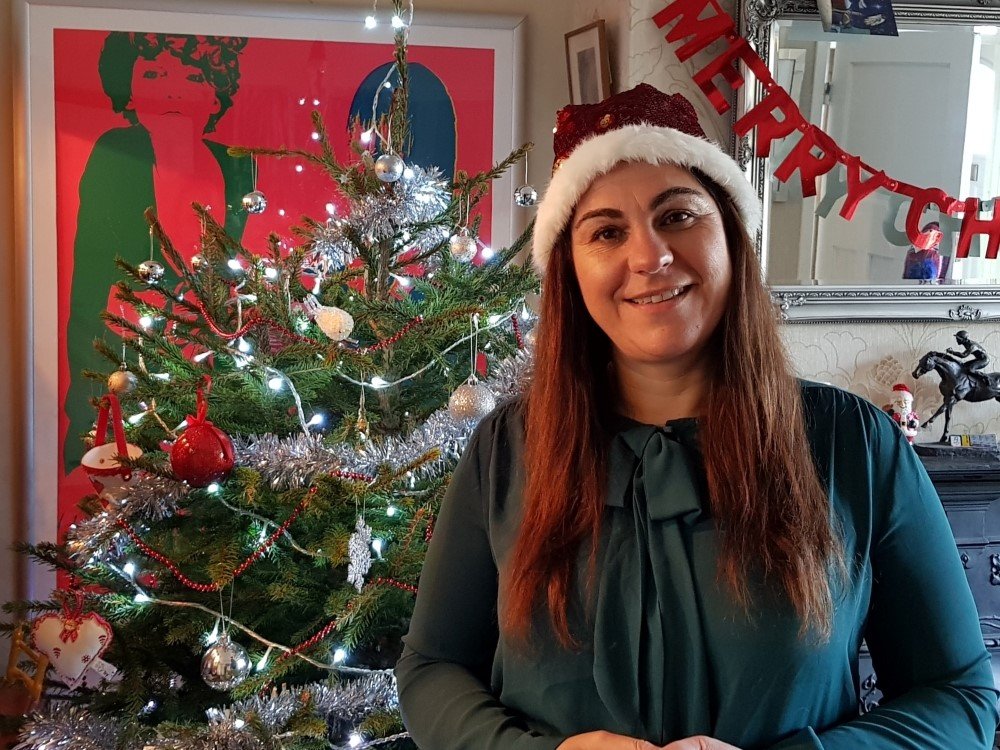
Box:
13 0 524 598
564 20 612 105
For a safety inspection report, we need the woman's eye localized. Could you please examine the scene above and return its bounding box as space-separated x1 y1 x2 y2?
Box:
591 226 621 242
661 210 695 225
187 73 206 83
142 70 158 79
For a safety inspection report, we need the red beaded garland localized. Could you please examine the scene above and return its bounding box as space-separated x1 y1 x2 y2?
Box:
275 616 340 665
118 487 317 592
372 577 418 594
332 470 375 482
190 298 315 347
511 315 525 350
272 578 416 667
356 316 424 355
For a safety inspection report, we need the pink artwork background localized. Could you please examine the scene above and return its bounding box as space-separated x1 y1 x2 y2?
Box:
53 29 495 537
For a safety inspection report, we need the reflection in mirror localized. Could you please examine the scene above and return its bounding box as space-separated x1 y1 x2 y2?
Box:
767 20 1000 286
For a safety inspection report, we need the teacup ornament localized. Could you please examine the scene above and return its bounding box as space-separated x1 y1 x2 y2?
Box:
80 393 143 503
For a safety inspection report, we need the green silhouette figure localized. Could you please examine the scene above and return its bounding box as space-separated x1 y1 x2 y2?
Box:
66 32 252 470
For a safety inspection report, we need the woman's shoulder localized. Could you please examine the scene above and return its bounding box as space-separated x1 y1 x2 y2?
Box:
471 396 526 449
799 380 899 446
798 379 888 426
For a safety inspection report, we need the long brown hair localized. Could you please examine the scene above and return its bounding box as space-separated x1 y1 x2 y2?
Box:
502 168 844 648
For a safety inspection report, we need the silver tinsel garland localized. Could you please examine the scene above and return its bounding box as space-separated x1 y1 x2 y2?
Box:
308 218 356 272
234 432 341 491
65 475 190 563
335 348 531 479
12 675 402 750
214 673 399 733
235 347 534 487
350 165 450 254
13 703 120 750
307 166 450 273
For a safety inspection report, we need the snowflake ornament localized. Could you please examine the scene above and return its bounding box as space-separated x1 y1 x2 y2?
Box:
347 516 374 592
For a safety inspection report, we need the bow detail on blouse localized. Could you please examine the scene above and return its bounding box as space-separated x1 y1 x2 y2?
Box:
607 424 705 522
593 419 713 744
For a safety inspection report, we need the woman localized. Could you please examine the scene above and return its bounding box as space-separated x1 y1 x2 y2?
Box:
395 84 998 749
65 32 252 470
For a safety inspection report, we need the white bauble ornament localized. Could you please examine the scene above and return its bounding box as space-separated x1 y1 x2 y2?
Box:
201 633 251 691
137 260 165 284
449 228 477 262
314 305 355 342
524 327 538 348
448 378 496 421
374 153 405 183
242 189 268 214
191 254 208 273
107 368 138 394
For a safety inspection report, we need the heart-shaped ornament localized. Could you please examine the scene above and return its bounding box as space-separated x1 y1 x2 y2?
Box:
31 610 114 689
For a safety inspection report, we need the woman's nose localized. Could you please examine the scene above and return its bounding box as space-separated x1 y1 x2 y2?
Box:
626 226 672 274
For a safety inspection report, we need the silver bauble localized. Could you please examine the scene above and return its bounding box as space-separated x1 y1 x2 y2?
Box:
513 184 538 207
524 327 538 348
449 228 477 262
191 254 208 273
137 260 165 284
242 189 268 214
448 379 496 421
200 634 251 691
374 153 405 183
314 305 355 342
108 368 138 394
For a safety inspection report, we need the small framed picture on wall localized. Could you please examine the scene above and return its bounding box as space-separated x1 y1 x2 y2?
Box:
565 20 612 105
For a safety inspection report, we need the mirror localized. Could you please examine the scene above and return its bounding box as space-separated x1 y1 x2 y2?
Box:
735 0 1000 320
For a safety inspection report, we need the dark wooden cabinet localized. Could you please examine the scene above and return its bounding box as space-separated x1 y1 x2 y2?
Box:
857 452 1000 745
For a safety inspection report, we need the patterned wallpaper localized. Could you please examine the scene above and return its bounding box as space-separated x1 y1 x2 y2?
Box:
782 322 1000 441
620 0 1000 441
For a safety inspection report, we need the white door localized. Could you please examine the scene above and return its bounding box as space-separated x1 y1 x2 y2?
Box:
814 28 976 283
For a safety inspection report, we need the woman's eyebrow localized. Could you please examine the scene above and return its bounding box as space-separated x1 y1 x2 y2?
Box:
573 207 622 230
649 186 703 210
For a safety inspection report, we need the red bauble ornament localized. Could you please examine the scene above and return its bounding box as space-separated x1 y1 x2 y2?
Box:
170 380 234 487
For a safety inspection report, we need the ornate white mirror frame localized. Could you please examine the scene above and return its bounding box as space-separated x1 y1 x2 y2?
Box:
735 0 1000 322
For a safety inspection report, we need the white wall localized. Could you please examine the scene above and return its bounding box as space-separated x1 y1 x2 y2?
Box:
1 0 24 621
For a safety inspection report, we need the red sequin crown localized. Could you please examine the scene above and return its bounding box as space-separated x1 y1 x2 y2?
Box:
552 84 706 171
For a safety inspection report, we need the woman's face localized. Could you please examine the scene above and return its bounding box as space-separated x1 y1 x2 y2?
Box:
570 161 733 370
130 51 220 133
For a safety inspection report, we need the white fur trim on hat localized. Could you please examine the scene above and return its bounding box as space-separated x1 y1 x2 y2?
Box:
531 124 761 276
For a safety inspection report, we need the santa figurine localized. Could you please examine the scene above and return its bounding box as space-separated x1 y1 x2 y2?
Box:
883 383 920 444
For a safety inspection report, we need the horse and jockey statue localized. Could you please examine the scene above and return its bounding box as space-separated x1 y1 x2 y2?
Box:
912 331 1000 443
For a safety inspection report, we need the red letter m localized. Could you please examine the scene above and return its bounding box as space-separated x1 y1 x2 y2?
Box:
653 0 735 62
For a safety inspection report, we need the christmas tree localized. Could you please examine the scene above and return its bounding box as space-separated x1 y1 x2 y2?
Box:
3 3 538 747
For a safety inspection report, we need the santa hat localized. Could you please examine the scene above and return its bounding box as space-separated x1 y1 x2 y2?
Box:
892 383 913 395
531 83 761 277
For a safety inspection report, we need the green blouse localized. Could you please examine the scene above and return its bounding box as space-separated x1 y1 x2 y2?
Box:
395 381 999 749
